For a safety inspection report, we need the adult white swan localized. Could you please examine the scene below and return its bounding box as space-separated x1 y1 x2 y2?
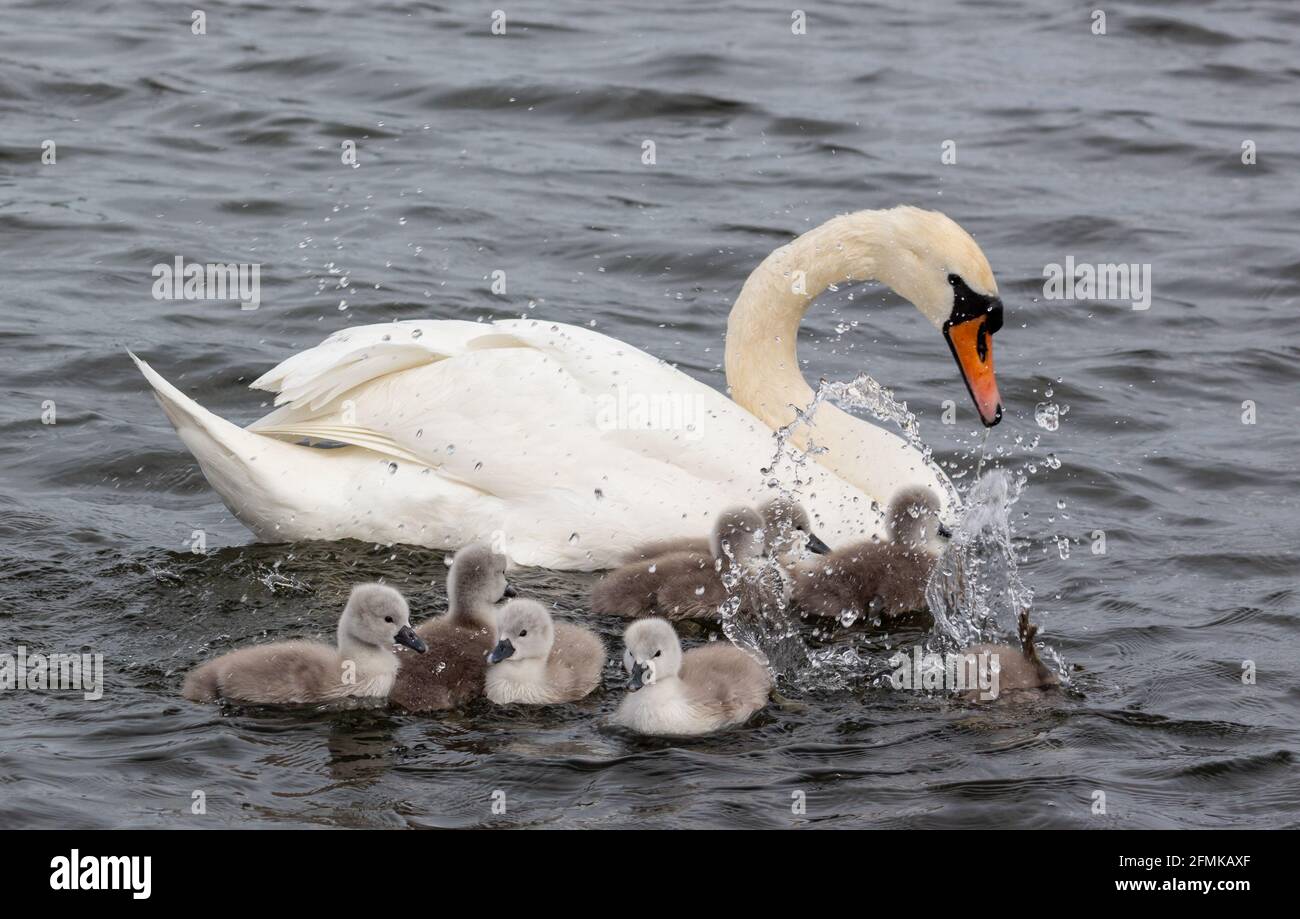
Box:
134 206 1005 570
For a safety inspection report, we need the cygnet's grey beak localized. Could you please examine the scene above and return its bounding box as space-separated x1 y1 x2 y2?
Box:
628 661 649 691
938 524 953 540
805 532 832 555
487 638 515 664
394 626 427 653
502 584 518 599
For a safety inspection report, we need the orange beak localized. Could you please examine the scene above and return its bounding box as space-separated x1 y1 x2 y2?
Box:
944 309 1003 427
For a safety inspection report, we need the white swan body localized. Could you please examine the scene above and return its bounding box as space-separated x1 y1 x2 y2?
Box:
134 207 1006 570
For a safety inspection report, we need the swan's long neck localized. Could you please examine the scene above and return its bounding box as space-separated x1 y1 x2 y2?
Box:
724 211 942 511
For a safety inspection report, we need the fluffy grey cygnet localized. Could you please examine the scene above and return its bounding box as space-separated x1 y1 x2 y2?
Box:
792 486 946 624
182 583 426 706
592 505 799 620
483 599 606 704
961 609 1060 702
621 497 829 563
389 542 514 712
609 617 771 736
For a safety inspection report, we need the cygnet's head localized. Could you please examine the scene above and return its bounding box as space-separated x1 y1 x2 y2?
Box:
486 599 555 664
709 506 766 563
448 542 515 619
887 487 948 550
340 583 426 653
621 617 683 690
759 496 832 558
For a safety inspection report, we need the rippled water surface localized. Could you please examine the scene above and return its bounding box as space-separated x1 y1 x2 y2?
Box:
2 0 1298 828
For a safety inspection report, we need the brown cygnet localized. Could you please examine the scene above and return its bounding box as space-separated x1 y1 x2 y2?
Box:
792 486 946 624
388 542 513 712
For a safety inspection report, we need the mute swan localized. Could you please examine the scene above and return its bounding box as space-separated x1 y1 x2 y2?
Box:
592 506 794 620
484 599 606 704
623 496 831 563
182 583 427 705
961 610 1060 701
792 486 945 623
132 206 1004 570
610 618 771 736
388 543 513 712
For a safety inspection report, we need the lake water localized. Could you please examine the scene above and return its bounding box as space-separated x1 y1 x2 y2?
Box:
1 0 1297 828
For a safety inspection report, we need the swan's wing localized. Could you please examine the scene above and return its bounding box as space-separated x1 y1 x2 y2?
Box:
251 319 776 482
245 320 794 566
245 319 884 566
250 320 488 410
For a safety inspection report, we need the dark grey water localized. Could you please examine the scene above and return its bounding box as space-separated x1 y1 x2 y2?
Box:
2 0 1298 828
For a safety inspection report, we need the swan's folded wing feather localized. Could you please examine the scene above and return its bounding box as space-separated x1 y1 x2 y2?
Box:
249 320 489 409
247 319 768 493
239 318 882 566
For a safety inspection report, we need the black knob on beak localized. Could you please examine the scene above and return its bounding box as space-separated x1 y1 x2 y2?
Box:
628 661 649 691
394 625 427 653
486 638 515 664
805 532 832 555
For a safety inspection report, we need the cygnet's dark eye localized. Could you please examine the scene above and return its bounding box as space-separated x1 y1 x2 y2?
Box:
384 616 394 624
519 629 528 637
654 650 662 658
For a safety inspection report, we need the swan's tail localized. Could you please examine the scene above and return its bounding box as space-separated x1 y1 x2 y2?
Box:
130 351 317 537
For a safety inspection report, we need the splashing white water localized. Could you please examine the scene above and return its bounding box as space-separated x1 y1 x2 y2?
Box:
925 469 1033 647
715 370 1064 688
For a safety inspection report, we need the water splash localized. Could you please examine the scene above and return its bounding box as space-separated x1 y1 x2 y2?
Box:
812 374 962 512
925 469 1032 647
719 370 1065 689
718 553 807 676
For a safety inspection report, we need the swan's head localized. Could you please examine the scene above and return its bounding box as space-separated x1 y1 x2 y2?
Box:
622 618 683 690
487 599 554 664
709 506 767 563
759 497 832 559
887 486 946 551
448 542 515 623
340 583 426 653
870 207 1004 427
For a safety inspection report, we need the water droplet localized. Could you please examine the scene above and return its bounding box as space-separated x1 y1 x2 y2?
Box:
568 533 580 544
386 462 398 474
1034 402 1060 431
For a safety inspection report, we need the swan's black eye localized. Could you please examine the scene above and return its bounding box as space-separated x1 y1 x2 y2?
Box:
654 650 662 658
519 629 528 637
384 616 394 624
